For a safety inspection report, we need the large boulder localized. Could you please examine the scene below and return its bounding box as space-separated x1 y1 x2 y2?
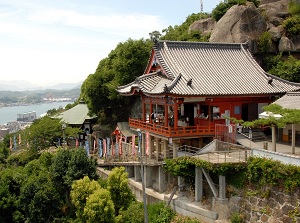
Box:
259 0 290 27
209 2 267 53
188 18 216 36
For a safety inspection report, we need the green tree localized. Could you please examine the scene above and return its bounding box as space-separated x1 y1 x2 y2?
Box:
19 172 61 223
0 166 26 223
160 13 210 41
268 55 300 82
70 176 102 220
51 148 97 216
23 116 81 153
23 116 63 152
116 201 144 223
81 38 152 126
83 188 115 223
107 166 135 215
64 148 97 187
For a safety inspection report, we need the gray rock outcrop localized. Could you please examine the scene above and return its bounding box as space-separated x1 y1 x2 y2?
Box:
189 0 300 53
209 2 267 53
188 18 216 36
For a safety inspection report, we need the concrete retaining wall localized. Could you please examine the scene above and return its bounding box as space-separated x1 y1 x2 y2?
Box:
252 147 300 166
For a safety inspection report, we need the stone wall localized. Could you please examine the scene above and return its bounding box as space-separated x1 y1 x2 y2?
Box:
219 187 300 223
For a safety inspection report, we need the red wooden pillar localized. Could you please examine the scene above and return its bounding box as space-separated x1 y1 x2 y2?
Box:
142 96 146 121
174 100 178 129
164 98 168 127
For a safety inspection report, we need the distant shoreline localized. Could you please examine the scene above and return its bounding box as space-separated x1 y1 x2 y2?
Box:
0 100 74 109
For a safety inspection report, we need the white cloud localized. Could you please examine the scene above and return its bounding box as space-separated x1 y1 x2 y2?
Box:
0 0 169 86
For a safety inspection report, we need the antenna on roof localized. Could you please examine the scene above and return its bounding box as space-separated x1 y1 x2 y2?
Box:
200 0 203 12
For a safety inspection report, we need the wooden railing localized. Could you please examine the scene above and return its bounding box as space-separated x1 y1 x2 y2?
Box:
98 141 172 166
129 118 215 138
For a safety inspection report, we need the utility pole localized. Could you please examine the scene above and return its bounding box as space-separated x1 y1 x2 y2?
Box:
138 129 148 223
200 0 203 12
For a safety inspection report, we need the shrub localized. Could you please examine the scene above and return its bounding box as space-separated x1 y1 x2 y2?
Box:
116 201 144 223
283 15 300 36
147 202 175 223
288 0 300 15
257 32 272 54
230 212 244 223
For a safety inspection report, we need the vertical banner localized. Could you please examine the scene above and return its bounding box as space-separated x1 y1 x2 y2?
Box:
138 132 142 155
107 138 110 156
10 137 12 150
18 134 21 145
115 141 119 156
98 139 103 157
119 138 122 155
75 138 79 148
94 139 97 151
146 131 149 155
103 139 107 157
111 140 114 156
85 141 90 157
132 135 136 156
13 135 17 150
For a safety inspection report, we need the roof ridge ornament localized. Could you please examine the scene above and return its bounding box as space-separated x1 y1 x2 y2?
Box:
267 76 273 84
164 84 169 93
187 78 192 86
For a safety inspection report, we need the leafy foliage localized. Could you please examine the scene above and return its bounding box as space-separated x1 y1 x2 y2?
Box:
160 13 211 41
70 176 104 221
83 188 115 223
283 15 300 36
81 38 152 126
19 172 61 223
0 166 26 222
257 31 272 54
243 104 300 129
282 1 300 36
230 212 245 223
164 155 300 193
147 202 175 223
116 201 144 223
107 166 135 215
288 0 300 15
0 148 98 223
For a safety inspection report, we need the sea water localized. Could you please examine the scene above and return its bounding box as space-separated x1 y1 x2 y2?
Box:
0 101 71 125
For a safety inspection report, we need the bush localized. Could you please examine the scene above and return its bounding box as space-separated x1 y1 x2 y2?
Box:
116 201 144 223
230 212 244 223
147 202 175 223
257 32 272 54
288 0 300 15
283 15 300 36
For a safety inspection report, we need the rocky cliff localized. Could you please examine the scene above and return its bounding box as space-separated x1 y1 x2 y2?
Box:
189 0 300 54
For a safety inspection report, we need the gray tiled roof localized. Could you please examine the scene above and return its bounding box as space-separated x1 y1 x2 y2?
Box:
117 41 300 96
116 122 137 138
58 102 96 125
274 92 300 110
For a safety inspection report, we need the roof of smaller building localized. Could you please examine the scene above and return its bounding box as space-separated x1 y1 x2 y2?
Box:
116 122 137 138
58 102 96 125
117 41 300 97
274 92 300 110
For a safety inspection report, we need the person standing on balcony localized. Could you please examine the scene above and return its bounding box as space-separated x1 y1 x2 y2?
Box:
151 110 156 124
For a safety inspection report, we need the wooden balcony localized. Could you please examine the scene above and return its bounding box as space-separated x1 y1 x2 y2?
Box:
129 118 215 138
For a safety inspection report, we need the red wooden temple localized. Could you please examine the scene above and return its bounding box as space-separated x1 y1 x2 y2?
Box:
117 41 300 149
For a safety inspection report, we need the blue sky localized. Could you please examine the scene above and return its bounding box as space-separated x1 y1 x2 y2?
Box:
0 0 221 86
